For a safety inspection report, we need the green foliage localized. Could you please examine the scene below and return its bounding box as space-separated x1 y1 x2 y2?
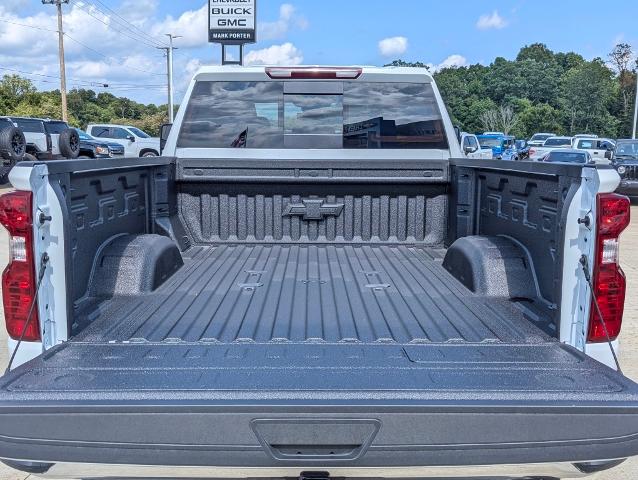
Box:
430 43 635 139
513 99 563 137
384 59 430 69
560 59 618 136
0 75 167 134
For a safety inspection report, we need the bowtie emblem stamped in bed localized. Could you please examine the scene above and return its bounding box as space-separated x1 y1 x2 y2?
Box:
283 199 345 221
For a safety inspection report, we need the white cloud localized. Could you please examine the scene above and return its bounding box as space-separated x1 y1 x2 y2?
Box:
260 3 309 40
378 36 408 57
0 0 29 14
437 54 468 69
119 0 159 25
244 43 303 66
421 54 468 73
476 10 508 30
151 4 208 49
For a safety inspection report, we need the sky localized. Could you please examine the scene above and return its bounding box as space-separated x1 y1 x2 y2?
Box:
0 0 637 105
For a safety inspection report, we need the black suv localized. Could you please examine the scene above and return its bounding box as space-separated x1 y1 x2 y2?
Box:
612 139 638 199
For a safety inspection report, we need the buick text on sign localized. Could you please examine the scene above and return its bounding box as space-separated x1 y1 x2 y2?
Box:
209 0 256 44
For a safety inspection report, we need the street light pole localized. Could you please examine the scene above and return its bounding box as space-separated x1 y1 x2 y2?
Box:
633 72 638 139
42 0 69 122
159 34 181 123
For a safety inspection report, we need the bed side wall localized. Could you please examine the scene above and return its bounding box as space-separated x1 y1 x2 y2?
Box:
448 159 583 336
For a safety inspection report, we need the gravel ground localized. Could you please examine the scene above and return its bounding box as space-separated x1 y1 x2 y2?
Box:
0 194 636 479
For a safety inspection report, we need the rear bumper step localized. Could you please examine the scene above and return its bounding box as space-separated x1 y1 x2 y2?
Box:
2 341 638 469
1 405 638 468
2 460 626 479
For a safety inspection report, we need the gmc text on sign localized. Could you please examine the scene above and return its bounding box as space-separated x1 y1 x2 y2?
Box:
208 0 256 44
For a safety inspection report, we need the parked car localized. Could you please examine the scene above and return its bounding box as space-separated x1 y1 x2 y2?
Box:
77 130 125 158
1 65 638 480
476 133 514 159
460 132 492 159
528 136 573 160
540 149 593 164
502 139 529 161
612 139 638 199
86 123 160 157
571 137 615 163
0 116 80 160
528 132 556 147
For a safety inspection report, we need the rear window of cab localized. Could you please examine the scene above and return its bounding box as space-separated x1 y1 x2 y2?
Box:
178 81 449 150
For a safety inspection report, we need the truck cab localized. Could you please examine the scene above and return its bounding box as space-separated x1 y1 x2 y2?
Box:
0 66 637 480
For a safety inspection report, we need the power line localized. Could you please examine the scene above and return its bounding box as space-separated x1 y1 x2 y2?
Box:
0 16 165 78
0 66 165 89
77 0 168 49
0 17 58 32
68 0 167 50
63 33 165 77
87 0 168 48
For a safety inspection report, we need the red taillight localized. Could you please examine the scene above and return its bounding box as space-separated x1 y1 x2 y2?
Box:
529 147 536 156
0 191 40 342
587 193 630 343
265 67 362 79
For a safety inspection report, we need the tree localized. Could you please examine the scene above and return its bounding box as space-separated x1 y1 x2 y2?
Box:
554 52 585 73
609 43 633 75
514 100 563 138
516 43 556 66
0 75 37 112
560 59 617 136
384 59 430 69
0 79 167 133
608 43 636 137
479 106 518 135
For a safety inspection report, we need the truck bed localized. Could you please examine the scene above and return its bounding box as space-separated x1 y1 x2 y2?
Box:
75 244 549 345
3 158 638 473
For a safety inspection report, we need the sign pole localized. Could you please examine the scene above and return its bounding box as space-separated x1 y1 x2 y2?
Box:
221 44 244 66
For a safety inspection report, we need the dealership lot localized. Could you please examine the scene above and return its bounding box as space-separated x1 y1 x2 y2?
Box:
0 188 638 479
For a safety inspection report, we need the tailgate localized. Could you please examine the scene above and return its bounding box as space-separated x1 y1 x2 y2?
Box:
1 341 638 470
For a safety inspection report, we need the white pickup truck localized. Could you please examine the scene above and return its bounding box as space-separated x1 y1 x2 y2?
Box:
0 66 637 480
460 132 493 159
572 137 615 163
86 123 161 157
528 135 574 160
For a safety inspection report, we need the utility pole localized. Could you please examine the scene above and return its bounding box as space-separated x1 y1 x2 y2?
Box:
42 0 69 122
158 34 180 123
633 72 638 139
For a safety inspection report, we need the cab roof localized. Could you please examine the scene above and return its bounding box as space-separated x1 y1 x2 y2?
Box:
192 65 434 83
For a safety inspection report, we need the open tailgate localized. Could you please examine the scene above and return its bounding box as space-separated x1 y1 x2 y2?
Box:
1 341 638 471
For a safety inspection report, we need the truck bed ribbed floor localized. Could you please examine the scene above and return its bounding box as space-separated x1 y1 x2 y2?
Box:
76 244 550 345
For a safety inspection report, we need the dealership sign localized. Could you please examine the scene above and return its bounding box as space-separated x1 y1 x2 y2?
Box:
209 0 256 44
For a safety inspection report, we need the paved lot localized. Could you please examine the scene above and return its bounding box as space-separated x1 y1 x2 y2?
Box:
0 197 637 479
